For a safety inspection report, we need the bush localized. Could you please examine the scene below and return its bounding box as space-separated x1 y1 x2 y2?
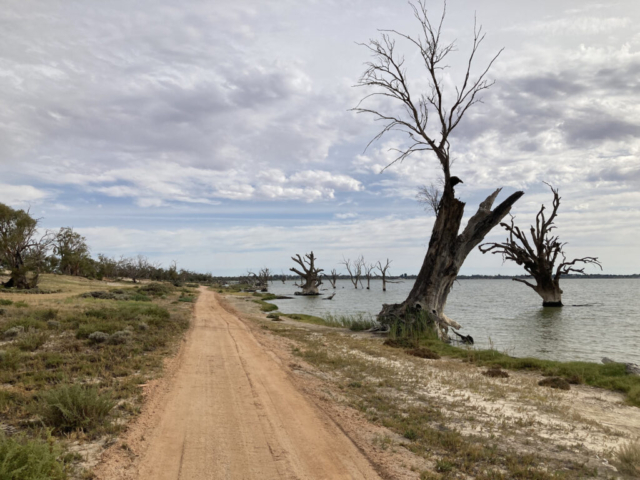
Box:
107 330 130 345
0 432 67 480
87 331 109 344
138 283 174 297
0 349 22 370
34 385 115 433
14 301 28 308
0 299 12 306
16 331 49 352
4 326 25 338
616 440 640 476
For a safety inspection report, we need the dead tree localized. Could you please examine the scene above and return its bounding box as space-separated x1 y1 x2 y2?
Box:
328 269 338 289
354 1 523 339
479 184 601 306
258 267 271 291
341 256 363 289
417 182 443 216
364 263 375 290
290 252 323 295
376 259 399 292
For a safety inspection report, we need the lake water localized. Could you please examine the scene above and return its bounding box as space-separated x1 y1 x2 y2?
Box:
267 278 640 364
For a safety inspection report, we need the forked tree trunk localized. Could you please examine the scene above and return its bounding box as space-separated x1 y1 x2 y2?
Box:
379 188 524 340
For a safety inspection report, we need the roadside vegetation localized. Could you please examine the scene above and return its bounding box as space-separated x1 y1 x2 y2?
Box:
0 274 195 478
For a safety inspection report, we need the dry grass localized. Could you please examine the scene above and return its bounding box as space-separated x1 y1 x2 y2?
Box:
0 274 194 477
615 440 640 476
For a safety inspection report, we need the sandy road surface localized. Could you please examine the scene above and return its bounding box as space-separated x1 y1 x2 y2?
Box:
128 288 380 480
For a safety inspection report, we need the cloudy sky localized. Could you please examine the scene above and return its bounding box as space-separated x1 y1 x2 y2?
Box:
1 0 639 275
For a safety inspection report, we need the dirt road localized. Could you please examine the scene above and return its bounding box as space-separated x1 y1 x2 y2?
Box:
120 288 380 479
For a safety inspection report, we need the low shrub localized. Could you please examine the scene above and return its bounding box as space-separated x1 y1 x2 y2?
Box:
0 299 12 306
3 326 24 338
0 349 22 370
16 330 49 352
615 440 640 476
87 331 109 344
14 301 28 308
138 283 174 297
0 432 67 480
538 377 570 390
107 330 130 345
34 384 115 433
406 348 440 359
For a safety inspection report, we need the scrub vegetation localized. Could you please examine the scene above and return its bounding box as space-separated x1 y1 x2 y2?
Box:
0 274 195 478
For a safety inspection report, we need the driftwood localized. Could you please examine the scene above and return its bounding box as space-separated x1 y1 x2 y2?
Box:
480 184 601 306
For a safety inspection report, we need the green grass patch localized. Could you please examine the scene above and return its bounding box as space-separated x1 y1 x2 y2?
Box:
33 384 115 433
0 299 12 306
0 432 67 480
16 330 49 352
323 313 378 331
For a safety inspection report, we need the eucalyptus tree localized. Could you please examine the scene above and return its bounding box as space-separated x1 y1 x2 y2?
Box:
354 1 523 339
0 203 53 289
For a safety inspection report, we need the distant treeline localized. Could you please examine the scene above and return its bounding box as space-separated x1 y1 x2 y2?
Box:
0 202 214 289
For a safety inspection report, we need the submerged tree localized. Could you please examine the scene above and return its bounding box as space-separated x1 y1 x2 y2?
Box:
0 203 53 289
341 256 363 289
328 269 338 288
364 262 375 289
376 258 395 292
354 1 523 339
290 252 324 295
479 185 601 306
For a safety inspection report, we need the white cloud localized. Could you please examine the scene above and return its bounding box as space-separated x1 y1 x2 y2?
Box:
0 184 50 207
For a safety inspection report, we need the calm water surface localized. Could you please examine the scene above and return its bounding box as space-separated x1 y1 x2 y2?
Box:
268 278 640 364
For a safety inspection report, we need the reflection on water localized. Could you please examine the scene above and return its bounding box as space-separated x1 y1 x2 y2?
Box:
268 278 640 364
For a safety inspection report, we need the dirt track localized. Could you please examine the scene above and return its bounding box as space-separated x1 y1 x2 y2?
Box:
101 288 380 479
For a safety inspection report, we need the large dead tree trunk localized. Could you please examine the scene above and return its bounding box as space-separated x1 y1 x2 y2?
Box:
290 252 323 295
480 184 601 307
379 188 523 338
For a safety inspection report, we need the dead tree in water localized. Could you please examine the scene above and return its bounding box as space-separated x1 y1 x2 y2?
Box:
364 263 375 289
479 184 601 306
376 259 397 291
328 269 338 288
354 1 523 339
341 256 363 289
290 252 323 295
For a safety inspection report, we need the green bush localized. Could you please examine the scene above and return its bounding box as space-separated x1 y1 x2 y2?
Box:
0 299 12 306
34 385 115 433
14 301 28 308
138 282 174 297
16 331 49 352
0 432 67 480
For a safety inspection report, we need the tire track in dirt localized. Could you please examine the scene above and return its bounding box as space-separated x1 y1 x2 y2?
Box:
96 288 380 479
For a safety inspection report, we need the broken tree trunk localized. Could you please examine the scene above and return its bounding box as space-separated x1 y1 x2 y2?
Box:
379 188 524 340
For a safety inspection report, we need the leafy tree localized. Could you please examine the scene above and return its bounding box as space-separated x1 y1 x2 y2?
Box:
0 203 53 289
54 227 91 276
